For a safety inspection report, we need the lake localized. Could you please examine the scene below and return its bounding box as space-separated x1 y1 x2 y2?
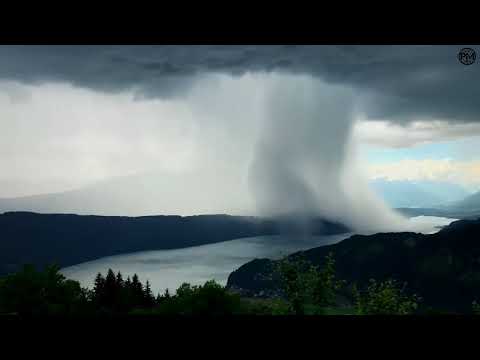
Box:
61 216 456 295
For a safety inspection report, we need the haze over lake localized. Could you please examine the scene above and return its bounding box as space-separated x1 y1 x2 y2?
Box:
61 216 455 295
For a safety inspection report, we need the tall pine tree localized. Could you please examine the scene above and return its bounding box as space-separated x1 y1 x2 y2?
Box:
131 274 143 307
116 272 124 287
93 272 105 305
144 280 154 307
104 269 118 308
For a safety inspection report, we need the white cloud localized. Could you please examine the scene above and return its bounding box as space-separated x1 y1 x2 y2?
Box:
0 74 265 199
1 71 479 226
0 73 410 232
354 119 480 148
0 81 200 196
367 158 480 190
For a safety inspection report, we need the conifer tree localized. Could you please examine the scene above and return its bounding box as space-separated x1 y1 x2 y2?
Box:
131 273 143 306
116 271 124 287
123 275 134 310
93 272 105 304
144 280 154 307
104 269 118 308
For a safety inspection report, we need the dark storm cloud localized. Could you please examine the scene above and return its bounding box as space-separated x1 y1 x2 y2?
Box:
0 45 478 121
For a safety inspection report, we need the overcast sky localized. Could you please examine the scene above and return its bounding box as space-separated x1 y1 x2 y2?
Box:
0 45 479 226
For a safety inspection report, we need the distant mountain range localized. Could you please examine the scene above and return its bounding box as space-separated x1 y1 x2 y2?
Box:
370 179 471 208
452 191 480 212
0 211 349 277
366 179 480 220
227 218 480 312
395 189 480 220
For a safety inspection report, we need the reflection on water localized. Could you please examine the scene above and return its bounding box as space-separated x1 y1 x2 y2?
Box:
61 216 456 295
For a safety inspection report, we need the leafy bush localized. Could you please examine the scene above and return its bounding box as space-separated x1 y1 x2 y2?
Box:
151 280 242 315
0 264 91 316
353 279 421 315
274 252 344 315
239 298 291 315
472 300 480 315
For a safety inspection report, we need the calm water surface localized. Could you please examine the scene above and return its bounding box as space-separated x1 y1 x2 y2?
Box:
61 216 456 294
